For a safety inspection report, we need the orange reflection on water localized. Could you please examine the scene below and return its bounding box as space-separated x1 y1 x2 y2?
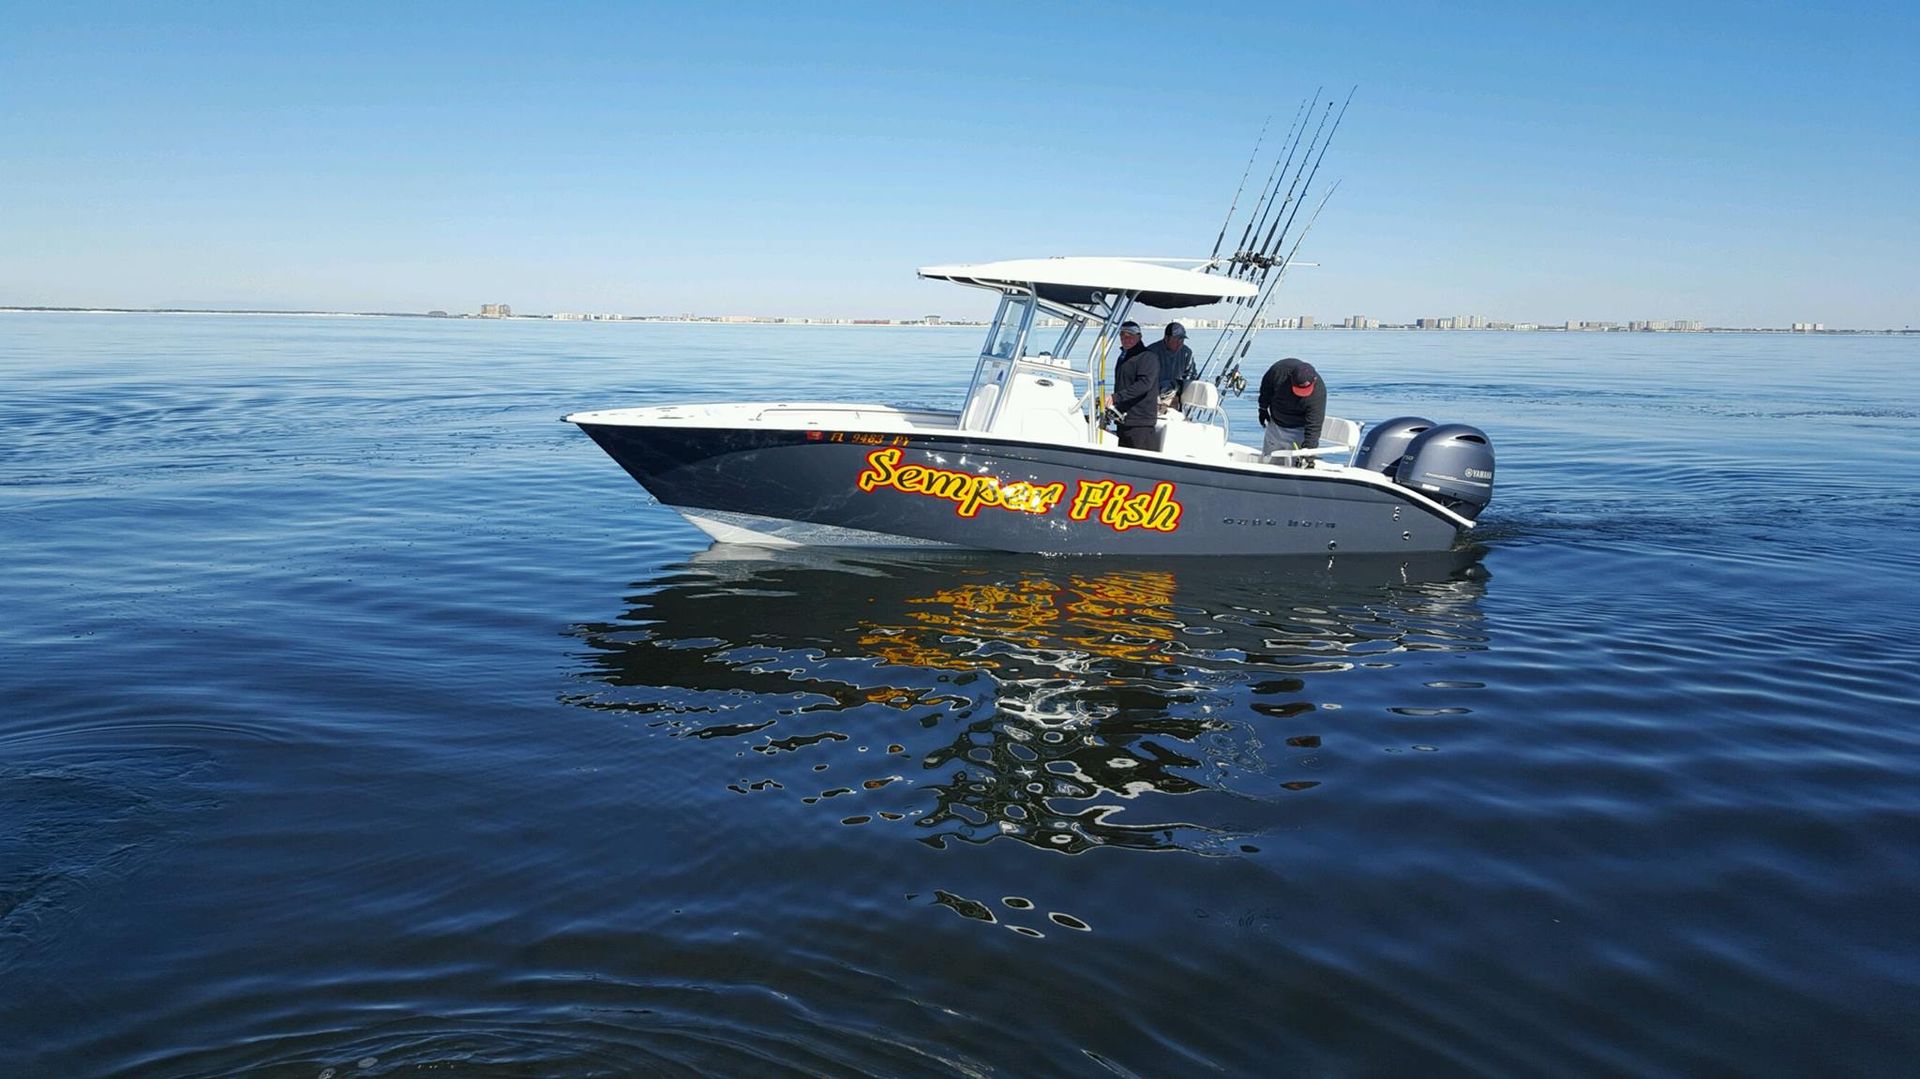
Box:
856 572 1180 671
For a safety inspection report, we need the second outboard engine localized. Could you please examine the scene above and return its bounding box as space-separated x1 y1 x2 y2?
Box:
1353 416 1435 474
1394 424 1496 519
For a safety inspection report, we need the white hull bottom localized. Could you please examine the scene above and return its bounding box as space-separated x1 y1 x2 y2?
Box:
677 507 963 549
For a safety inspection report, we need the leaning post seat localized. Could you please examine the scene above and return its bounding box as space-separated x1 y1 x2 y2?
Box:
1264 415 1365 467
1150 381 1227 460
1179 380 1221 412
1158 413 1226 460
1317 415 1363 464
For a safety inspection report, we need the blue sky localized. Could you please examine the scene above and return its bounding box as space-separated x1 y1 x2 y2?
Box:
2 1 1915 327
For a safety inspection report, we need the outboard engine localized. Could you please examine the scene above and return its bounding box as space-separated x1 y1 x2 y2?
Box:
1353 416 1435 473
1394 423 1496 519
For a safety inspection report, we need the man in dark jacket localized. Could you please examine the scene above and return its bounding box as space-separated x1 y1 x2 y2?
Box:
1100 320 1148 424
1150 321 1196 406
1110 323 1161 449
1257 357 1326 460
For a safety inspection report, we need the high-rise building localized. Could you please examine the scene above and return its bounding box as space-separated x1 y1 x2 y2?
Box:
1298 315 1314 329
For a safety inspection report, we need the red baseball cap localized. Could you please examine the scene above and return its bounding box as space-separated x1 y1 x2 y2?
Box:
1290 362 1318 396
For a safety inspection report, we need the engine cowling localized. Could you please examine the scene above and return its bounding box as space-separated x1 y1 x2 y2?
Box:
1353 416 1435 474
1394 423 1495 519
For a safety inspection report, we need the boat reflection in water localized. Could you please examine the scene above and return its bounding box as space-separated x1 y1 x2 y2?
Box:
566 547 1490 857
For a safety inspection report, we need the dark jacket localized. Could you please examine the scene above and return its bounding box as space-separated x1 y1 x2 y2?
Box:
1258 358 1327 448
1112 345 1160 429
1151 340 1196 397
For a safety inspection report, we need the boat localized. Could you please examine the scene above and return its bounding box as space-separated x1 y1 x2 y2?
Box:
566 255 1496 555
567 100 1496 556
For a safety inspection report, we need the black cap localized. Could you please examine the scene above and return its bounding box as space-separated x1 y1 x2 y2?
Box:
1166 321 1187 338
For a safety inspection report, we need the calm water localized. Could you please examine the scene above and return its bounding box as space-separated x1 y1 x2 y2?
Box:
3 314 1918 1076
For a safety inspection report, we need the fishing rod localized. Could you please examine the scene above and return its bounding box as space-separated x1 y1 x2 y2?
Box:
1205 115 1270 270
1201 99 1320 370
1252 87 1352 272
1198 100 1316 371
1202 88 1356 378
1233 93 1325 281
1223 96 1311 277
1242 94 1336 278
1215 181 1342 387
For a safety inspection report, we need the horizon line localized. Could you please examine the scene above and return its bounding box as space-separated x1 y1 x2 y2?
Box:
3 305 1914 335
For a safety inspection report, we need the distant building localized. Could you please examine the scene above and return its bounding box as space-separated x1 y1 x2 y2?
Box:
1791 322 1825 331
1298 315 1314 329
479 303 511 318
427 310 449 318
923 315 942 325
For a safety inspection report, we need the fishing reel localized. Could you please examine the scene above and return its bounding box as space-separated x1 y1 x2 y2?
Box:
1217 363 1247 397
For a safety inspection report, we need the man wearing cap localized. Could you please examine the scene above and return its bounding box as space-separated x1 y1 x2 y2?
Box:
1108 322 1161 449
1116 320 1149 365
1257 356 1327 462
1150 322 1197 408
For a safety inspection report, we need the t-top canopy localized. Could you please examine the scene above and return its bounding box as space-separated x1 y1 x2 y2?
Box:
917 257 1257 311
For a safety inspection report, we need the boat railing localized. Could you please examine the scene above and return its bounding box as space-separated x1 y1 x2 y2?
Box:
747 404 954 429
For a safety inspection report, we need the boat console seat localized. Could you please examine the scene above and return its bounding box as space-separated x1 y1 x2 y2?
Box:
959 365 1088 444
1158 412 1227 461
1179 381 1221 411
990 368 1085 443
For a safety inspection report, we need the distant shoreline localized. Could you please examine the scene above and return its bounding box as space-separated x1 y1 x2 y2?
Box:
1 306 1911 335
